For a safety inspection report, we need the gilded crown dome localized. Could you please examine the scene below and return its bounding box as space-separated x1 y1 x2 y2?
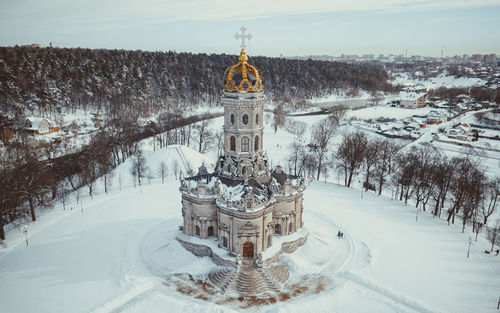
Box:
223 49 263 92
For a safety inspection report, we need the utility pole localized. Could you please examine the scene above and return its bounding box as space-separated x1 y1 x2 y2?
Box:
23 224 28 247
467 237 472 258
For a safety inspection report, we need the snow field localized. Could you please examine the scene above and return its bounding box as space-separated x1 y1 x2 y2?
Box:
1 103 499 313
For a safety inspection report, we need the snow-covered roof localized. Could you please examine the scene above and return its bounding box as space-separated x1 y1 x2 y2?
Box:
427 110 443 117
25 117 54 130
400 91 427 101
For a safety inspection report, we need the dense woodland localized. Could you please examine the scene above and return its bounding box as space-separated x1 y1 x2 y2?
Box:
0 46 393 119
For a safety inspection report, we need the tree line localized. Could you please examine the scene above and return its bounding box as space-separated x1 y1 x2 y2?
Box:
0 46 394 120
0 110 221 240
286 116 499 249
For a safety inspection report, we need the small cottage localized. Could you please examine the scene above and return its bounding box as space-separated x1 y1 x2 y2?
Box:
25 117 58 135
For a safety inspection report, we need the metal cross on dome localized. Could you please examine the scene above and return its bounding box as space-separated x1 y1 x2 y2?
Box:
234 26 252 50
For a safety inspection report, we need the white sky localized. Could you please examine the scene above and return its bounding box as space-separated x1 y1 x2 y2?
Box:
1 0 500 56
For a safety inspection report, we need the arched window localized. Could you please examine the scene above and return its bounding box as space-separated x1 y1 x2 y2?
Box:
230 136 236 151
242 114 248 125
289 223 293 233
195 225 200 237
242 166 247 175
254 136 259 152
256 113 259 125
275 224 281 235
230 114 235 125
208 226 214 237
241 136 249 152
223 236 228 248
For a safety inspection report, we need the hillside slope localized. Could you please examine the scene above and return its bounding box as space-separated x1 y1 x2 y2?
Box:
0 145 498 313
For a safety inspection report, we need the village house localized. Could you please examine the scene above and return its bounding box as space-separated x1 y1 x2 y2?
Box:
426 110 446 124
446 123 472 141
24 117 59 135
400 91 427 109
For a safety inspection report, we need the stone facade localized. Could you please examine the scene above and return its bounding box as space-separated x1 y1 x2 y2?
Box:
179 49 306 261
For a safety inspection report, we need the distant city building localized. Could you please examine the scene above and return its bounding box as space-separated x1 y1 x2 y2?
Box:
472 54 482 62
341 54 358 61
22 44 41 48
483 54 496 64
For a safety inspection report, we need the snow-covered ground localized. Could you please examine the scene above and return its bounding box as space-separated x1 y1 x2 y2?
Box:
392 72 486 89
1 99 499 313
1 137 499 313
345 105 438 121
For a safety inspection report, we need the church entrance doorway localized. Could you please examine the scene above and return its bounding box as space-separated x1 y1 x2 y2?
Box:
242 242 254 258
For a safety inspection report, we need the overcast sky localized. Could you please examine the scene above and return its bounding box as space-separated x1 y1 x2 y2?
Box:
1 0 499 57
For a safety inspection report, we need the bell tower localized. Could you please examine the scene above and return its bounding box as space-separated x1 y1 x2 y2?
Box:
218 28 268 179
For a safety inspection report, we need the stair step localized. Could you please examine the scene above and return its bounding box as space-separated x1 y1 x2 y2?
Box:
209 259 290 296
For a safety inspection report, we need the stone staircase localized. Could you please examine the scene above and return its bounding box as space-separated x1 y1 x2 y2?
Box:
208 258 290 296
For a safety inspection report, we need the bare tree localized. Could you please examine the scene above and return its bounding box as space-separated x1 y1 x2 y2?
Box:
80 154 98 198
480 177 499 225
273 104 286 133
193 120 215 153
172 159 180 180
411 146 439 211
336 131 368 187
215 131 224 157
287 139 307 176
362 139 381 191
487 220 500 252
61 180 67 210
158 161 168 184
395 149 419 204
131 149 147 186
374 139 401 196
310 116 339 180
448 157 478 225
431 156 456 217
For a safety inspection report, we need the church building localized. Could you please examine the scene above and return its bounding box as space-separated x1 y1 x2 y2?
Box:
179 31 306 261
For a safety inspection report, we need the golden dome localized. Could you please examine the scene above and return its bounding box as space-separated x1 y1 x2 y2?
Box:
223 49 263 92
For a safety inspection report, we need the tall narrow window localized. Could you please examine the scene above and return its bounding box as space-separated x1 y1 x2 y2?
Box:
289 223 293 233
230 136 236 151
275 224 281 235
223 236 228 248
242 114 248 125
256 113 259 125
195 225 200 237
254 136 259 152
230 114 234 125
267 234 272 248
241 136 249 152
208 226 214 237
